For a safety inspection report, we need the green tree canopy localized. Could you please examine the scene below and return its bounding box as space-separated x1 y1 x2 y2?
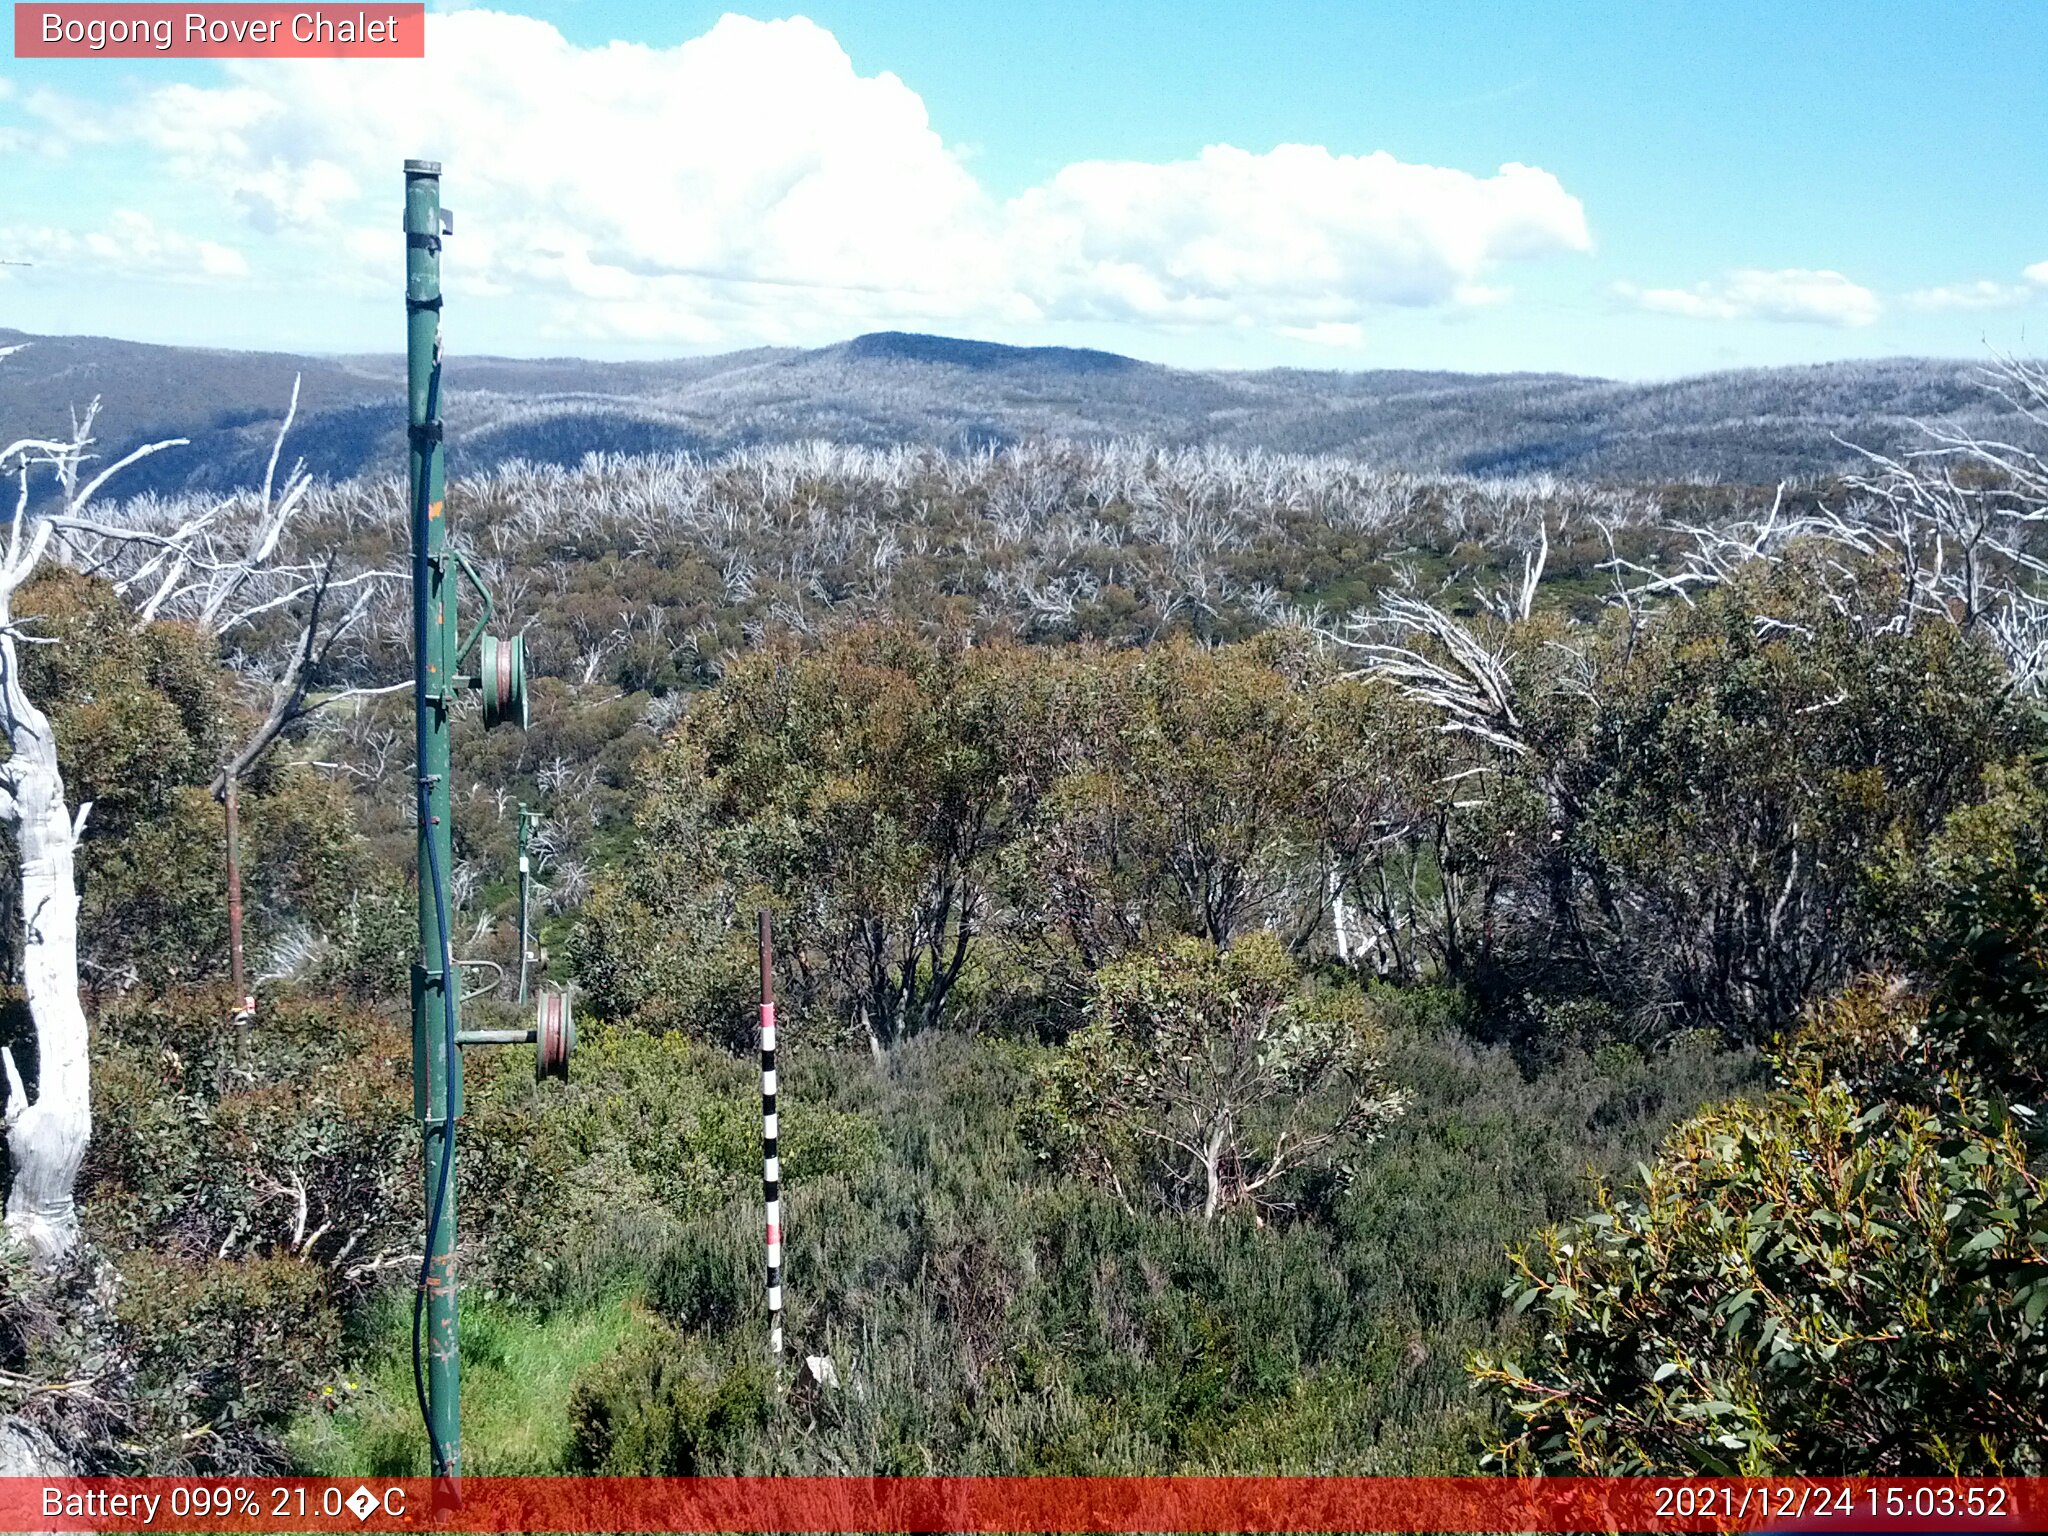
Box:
2 568 362 993
1023 933 1407 1221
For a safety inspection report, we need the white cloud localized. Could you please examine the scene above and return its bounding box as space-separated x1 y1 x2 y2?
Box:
1901 261 2048 313
1905 278 2035 312
1618 268 1881 328
0 210 248 281
1006 146 1589 327
26 11 1593 348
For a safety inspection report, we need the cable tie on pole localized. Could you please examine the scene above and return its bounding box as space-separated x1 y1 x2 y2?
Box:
405 295 444 312
406 232 442 253
408 421 445 446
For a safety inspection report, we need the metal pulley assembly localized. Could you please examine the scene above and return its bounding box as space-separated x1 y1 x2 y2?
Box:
477 631 528 731
535 988 574 1081
454 987 575 1080
448 546 528 732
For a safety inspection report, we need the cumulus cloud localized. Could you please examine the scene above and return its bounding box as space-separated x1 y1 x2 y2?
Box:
2027 261 2048 287
1007 146 1589 326
24 11 1593 347
1617 267 1881 328
0 210 248 281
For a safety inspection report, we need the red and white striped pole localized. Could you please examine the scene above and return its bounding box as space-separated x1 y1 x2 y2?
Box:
759 910 783 1366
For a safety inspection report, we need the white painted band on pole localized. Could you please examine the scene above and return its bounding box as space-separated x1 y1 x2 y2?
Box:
764 1111 778 1139
762 1068 777 1096
765 1155 781 1182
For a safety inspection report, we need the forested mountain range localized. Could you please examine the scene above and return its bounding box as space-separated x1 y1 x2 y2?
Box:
0 325 2014 495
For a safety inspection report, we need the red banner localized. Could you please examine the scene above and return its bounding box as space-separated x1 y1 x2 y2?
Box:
13 3 424 57
2 1477 2044 1532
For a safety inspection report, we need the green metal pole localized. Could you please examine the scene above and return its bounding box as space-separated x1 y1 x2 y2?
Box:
405 157 462 1483
516 805 532 1004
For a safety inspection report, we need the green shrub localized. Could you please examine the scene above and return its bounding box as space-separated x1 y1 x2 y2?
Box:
1884 756 2048 1104
311 877 415 1000
551 1025 1751 1476
117 1252 339 1471
83 990 414 1270
572 625 1036 1049
566 1328 767 1473
65 990 414 1472
1022 934 1406 1220
461 1024 878 1309
1472 1053 2048 1473
646 1215 756 1332
1470 759 2048 1475
6 567 370 990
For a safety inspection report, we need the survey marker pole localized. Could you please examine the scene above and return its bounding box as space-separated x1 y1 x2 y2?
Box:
406 157 462 1483
760 911 783 1370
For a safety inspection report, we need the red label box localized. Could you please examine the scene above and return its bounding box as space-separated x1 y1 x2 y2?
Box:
3 1477 2046 1533
14 2 424 57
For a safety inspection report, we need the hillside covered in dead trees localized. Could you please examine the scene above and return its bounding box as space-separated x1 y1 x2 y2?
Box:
2 351 2046 1476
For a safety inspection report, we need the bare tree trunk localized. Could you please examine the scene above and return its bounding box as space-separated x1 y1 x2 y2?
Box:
0 630 90 1264
225 773 251 1049
1200 1123 1226 1221
1327 859 1353 964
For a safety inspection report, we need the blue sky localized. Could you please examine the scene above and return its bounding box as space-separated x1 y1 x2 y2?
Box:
2 0 2043 376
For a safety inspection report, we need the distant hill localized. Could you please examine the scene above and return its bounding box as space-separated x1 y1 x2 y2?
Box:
0 326 2020 497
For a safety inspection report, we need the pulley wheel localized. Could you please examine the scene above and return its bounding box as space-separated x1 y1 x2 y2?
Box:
478 632 529 731
535 988 575 1081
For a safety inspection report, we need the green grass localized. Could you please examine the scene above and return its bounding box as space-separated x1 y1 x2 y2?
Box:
287 1289 656 1475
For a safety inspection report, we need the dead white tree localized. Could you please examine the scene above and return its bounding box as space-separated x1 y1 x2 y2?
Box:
0 354 390 1260
1593 359 2048 688
0 381 184 1262
1334 592 1533 760
58 379 403 1011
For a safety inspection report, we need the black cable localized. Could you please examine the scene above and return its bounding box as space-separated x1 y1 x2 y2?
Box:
412 771 459 1480
410 329 458 1482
